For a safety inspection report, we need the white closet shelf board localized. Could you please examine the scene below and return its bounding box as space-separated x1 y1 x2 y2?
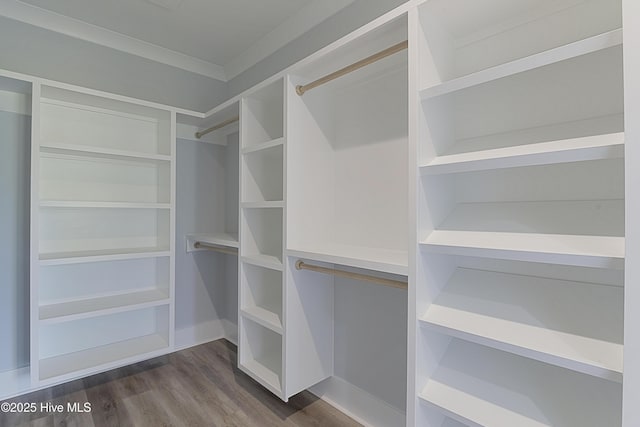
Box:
240 359 282 397
241 202 285 209
186 233 239 252
421 132 624 175
242 137 284 155
40 201 171 209
40 248 171 266
420 269 623 381
0 368 31 401
39 334 169 384
288 245 408 276
421 231 624 269
418 341 622 427
241 255 283 271
40 290 170 325
40 142 171 162
241 307 283 335
419 29 623 99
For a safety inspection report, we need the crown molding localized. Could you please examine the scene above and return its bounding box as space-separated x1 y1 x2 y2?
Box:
0 0 227 81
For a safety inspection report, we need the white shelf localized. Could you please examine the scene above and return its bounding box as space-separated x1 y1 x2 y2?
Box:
40 247 171 266
241 201 285 209
40 201 171 209
39 289 170 324
420 269 623 382
186 232 239 252
421 132 624 175
40 142 171 162
241 255 283 271
241 307 283 334
39 333 169 382
241 137 284 155
421 230 624 269
420 29 623 99
418 340 622 427
288 244 408 276
241 359 282 397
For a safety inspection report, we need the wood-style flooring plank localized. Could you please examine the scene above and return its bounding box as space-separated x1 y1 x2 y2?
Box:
1 340 361 427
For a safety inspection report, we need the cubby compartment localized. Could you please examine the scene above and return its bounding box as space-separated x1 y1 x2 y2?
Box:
420 159 625 268
240 263 282 333
39 207 170 261
241 207 283 268
40 148 171 204
242 143 284 203
38 304 170 383
416 0 621 89
287 18 408 274
241 80 284 148
239 317 283 396
39 257 170 323
40 85 171 157
421 45 623 164
418 338 622 427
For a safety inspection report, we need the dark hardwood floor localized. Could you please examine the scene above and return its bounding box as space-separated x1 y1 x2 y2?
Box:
0 340 361 427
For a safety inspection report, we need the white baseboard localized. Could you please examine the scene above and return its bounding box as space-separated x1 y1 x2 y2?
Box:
309 376 406 427
175 319 227 351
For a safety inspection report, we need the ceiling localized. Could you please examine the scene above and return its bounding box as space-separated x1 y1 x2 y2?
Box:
0 0 355 81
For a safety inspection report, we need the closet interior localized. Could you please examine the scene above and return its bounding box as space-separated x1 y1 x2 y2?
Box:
2 0 638 425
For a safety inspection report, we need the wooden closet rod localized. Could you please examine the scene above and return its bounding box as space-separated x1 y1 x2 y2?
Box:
295 260 407 290
296 40 408 96
194 241 238 255
195 116 239 139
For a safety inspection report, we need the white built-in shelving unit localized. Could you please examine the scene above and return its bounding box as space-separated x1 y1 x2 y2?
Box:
238 78 287 398
411 0 625 425
31 84 176 386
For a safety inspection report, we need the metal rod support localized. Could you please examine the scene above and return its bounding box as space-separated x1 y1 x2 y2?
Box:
195 116 239 139
295 260 407 290
296 40 408 96
194 241 238 255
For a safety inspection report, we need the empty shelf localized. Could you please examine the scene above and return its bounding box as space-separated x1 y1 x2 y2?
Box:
39 334 169 382
40 142 171 162
241 201 285 208
421 133 624 175
421 269 622 381
241 255 283 271
40 289 170 324
419 340 622 427
420 29 622 99
241 137 284 155
288 244 408 276
241 359 282 397
40 247 171 266
241 307 283 334
421 230 624 269
40 201 171 209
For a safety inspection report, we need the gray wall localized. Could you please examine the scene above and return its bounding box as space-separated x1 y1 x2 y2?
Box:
0 16 228 112
0 109 30 373
227 0 405 96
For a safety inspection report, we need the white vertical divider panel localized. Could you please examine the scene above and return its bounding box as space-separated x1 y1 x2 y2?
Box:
169 111 177 349
623 1 639 424
406 8 418 427
281 77 288 400
29 82 41 385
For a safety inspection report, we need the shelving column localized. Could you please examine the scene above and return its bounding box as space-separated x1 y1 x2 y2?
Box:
238 78 287 399
31 84 175 386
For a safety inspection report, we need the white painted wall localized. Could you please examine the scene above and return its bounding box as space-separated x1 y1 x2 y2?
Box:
0 102 30 373
175 137 239 348
0 16 228 112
